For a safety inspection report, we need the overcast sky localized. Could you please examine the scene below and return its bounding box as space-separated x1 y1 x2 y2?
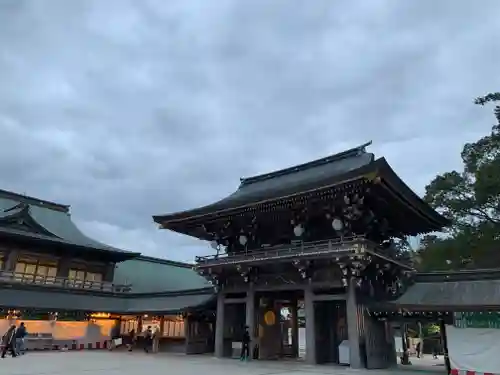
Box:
1 1 500 262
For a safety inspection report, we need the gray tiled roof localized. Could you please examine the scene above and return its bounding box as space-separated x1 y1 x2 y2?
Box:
392 279 500 309
153 142 448 232
0 190 136 256
154 142 375 223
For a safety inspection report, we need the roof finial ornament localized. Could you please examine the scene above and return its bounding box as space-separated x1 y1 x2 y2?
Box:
358 141 372 154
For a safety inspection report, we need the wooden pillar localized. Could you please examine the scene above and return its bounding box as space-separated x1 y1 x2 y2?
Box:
137 316 143 334
215 292 225 358
440 319 451 375
291 297 299 358
304 287 316 364
159 316 165 336
401 323 410 365
56 257 71 278
5 249 18 272
346 279 362 369
103 263 115 282
184 316 193 354
246 288 255 360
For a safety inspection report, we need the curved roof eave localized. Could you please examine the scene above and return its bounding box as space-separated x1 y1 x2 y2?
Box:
0 228 140 261
154 160 448 236
375 158 450 229
154 152 376 225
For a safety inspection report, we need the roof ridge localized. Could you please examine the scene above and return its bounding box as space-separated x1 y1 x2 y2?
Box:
239 141 373 186
136 254 194 268
0 189 70 213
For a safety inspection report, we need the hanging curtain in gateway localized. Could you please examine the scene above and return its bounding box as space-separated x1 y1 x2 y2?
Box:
447 325 500 374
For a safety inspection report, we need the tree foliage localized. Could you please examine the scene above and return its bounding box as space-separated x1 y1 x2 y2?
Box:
418 92 500 271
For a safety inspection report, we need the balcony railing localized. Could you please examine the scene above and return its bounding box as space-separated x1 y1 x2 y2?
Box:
0 271 132 293
195 236 372 268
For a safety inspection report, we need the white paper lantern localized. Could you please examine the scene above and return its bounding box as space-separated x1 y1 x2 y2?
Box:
293 224 304 237
332 218 344 231
239 235 248 246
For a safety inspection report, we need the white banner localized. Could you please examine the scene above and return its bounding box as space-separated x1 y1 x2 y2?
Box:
447 325 500 373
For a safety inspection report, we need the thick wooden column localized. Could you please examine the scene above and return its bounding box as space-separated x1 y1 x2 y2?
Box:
184 316 191 354
214 292 225 358
5 249 18 271
246 288 255 360
304 287 316 364
346 279 362 368
291 297 299 358
103 263 115 282
137 316 143 335
159 316 165 336
440 319 451 375
56 256 71 278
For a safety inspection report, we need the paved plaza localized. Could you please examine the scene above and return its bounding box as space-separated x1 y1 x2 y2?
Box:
0 351 445 375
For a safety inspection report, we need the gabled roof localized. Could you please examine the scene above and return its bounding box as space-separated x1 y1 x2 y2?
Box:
113 255 211 293
153 142 448 230
0 189 139 260
381 269 500 311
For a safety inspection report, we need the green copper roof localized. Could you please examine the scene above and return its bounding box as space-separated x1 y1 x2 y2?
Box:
0 285 215 313
0 189 137 258
113 256 211 293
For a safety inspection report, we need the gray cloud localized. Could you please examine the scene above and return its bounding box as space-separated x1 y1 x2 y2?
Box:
1 0 500 262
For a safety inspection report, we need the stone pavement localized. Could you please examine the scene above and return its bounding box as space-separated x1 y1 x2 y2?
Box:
0 351 445 375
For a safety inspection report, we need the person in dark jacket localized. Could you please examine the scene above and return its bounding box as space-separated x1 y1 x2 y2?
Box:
1 325 17 358
14 322 27 355
143 326 153 353
126 329 135 352
416 341 421 358
240 326 251 361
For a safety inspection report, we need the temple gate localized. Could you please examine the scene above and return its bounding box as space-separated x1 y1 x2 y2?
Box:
154 142 449 369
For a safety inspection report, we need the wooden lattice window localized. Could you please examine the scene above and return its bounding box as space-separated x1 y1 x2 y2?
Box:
14 261 57 283
68 269 103 281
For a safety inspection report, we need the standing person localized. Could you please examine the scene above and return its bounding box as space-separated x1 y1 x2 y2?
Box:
415 341 421 358
240 326 251 361
432 344 439 359
1 325 17 358
126 329 135 352
143 326 153 353
14 322 27 356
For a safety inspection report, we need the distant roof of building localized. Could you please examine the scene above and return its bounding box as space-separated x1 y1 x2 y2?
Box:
0 189 139 261
380 269 500 311
113 255 211 293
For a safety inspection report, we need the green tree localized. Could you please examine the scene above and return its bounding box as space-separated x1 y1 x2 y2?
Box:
419 92 500 271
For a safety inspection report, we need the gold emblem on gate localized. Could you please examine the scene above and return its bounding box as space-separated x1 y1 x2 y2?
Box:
264 311 276 326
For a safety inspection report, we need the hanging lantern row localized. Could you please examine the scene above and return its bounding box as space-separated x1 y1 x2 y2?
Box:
367 310 451 318
197 182 382 254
